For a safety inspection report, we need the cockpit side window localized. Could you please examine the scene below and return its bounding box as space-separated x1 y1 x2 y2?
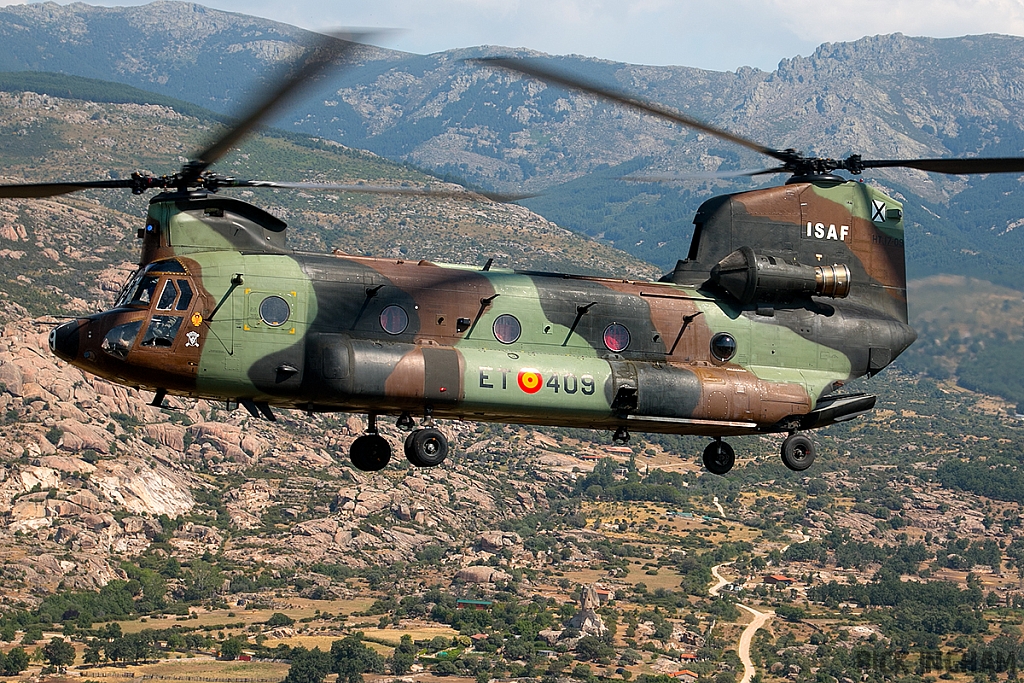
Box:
141 315 183 348
156 280 178 310
176 280 194 311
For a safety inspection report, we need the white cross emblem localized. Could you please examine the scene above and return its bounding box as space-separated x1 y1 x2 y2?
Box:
871 199 886 223
185 331 200 347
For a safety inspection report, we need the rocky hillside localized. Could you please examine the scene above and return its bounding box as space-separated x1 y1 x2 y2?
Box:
0 303 575 607
0 86 656 324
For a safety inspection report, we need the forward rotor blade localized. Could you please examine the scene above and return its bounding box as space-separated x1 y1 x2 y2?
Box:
857 157 1024 175
473 57 790 164
0 179 137 198
227 179 534 202
623 167 786 182
190 31 371 175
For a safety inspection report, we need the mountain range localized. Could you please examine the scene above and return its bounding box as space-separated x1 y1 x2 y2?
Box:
1 2 1023 276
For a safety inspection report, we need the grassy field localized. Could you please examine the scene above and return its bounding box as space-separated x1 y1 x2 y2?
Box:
84 658 290 681
262 624 459 653
112 598 377 635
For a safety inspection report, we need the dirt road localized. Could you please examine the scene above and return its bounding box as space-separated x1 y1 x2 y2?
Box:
709 564 774 683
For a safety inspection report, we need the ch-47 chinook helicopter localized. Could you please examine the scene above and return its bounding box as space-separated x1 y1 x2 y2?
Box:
5 35 1024 477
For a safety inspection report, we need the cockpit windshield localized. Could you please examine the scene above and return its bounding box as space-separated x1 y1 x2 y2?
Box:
114 269 145 308
129 275 160 307
113 260 189 309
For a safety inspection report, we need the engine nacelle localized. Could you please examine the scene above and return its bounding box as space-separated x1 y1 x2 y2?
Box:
710 246 851 305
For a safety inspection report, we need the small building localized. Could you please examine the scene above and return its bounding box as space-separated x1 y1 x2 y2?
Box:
579 454 603 461
595 588 614 604
457 599 494 610
764 574 796 586
671 670 699 683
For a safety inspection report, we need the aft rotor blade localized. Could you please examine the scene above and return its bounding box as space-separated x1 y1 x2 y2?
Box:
857 156 1024 175
473 57 791 165
228 179 534 202
623 167 786 182
0 179 137 198
190 31 371 175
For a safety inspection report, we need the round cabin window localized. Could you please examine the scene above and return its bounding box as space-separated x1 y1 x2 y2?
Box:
492 314 522 344
603 323 630 353
380 305 409 335
259 296 291 327
710 332 737 362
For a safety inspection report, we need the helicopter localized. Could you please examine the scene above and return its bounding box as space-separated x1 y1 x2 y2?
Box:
4 34 1024 476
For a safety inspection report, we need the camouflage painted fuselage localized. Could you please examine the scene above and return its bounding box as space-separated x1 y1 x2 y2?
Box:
50 178 916 437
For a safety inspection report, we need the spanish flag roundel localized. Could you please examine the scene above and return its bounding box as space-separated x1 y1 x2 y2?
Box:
517 369 543 394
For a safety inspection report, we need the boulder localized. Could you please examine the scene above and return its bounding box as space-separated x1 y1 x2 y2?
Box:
455 566 512 583
58 419 111 453
476 531 522 552
0 361 23 396
67 490 104 513
19 466 59 491
38 455 96 475
293 518 340 537
145 423 186 451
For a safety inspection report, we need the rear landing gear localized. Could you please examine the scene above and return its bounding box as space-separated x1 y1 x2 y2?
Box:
404 427 449 467
349 414 391 471
781 433 815 471
702 438 735 475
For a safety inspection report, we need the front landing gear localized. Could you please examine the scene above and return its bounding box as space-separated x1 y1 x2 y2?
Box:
781 433 816 471
702 438 735 475
350 434 391 471
404 428 449 467
349 414 391 471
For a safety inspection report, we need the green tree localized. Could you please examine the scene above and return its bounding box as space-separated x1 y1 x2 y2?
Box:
575 635 615 662
84 641 103 665
2 647 28 675
106 632 153 664
220 636 246 660
182 560 224 601
22 624 43 644
43 637 76 672
390 635 416 675
331 636 385 683
283 647 333 683
267 612 295 626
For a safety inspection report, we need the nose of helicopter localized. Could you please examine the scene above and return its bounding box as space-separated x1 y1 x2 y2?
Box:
49 319 83 362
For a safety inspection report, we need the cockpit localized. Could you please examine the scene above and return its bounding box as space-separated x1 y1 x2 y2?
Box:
100 260 199 359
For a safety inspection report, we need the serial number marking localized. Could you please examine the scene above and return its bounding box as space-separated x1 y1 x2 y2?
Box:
871 234 905 247
805 222 849 241
479 367 595 395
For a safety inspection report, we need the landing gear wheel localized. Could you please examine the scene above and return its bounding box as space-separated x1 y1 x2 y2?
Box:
781 433 816 471
702 440 735 475
404 427 449 467
350 434 391 471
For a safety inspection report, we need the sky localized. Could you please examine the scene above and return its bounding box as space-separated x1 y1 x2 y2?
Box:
3 0 1024 71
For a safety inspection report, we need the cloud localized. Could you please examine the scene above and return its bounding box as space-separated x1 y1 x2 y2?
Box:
746 0 1024 43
